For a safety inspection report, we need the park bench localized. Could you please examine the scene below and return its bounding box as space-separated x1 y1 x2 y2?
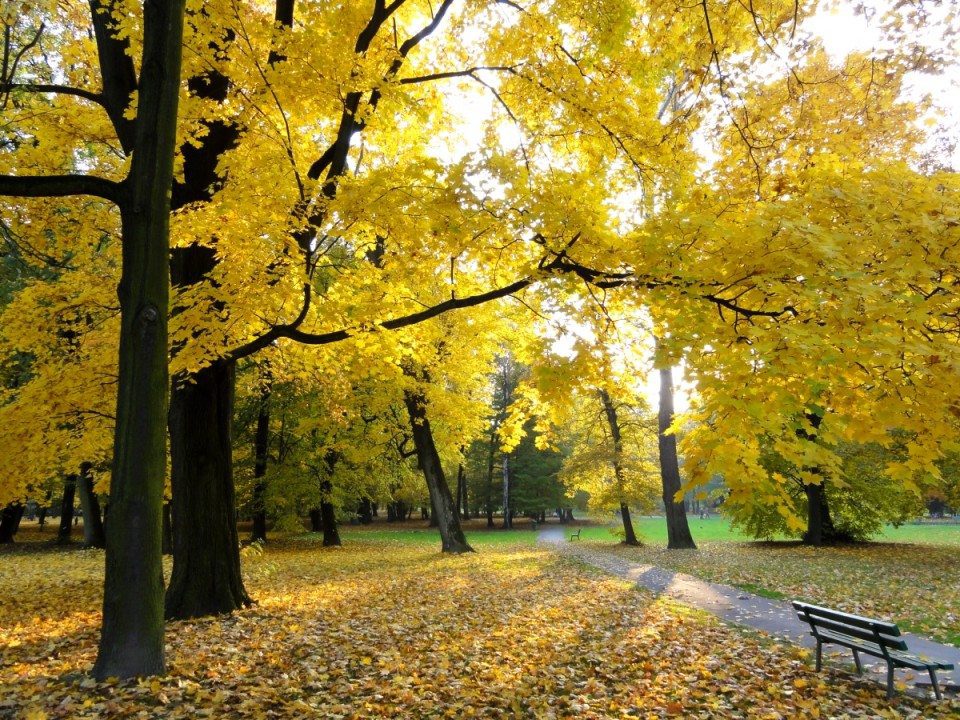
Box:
792 600 954 700
569 528 581 541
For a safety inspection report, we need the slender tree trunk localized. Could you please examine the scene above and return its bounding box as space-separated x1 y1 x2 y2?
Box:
78 463 106 549
460 467 470 520
501 455 512 529
455 462 464 518
94 0 186 680
165 361 251 619
387 503 397 522
57 475 78 545
403 390 473 553
598 389 640 546
657 366 697 550
250 384 270 543
162 503 172 556
0 503 24 543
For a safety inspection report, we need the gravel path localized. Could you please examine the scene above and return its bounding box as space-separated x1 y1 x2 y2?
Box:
539 527 959 700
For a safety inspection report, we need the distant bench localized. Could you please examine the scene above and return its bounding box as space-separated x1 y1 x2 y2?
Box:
569 528 581 541
793 601 954 700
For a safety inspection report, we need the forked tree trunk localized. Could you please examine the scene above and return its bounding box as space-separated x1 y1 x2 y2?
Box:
165 361 251 619
94 0 186 680
78 463 106 549
657 366 697 550
250 385 271 543
0 503 24 543
403 390 473 553
57 475 77 545
598 389 640 546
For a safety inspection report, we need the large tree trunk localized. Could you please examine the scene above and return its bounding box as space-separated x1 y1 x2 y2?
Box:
57 475 77 545
657 366 697 550
165 361 251 619
78 463 106 549
94 0 186 680
250 384 271 543
598 389 640 546
403 390 473 553
358 497 373 524
0 503 24 543
320 488 341 547
319 452 341 547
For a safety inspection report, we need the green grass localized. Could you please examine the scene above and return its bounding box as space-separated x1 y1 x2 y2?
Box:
584 514 960 546
329 526 538 546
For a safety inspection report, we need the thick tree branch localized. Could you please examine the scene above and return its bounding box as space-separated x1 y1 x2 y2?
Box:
89 0 138 153
0 173 124 203
0 82 105 106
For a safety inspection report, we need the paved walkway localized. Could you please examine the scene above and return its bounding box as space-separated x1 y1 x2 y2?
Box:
539 527 959 699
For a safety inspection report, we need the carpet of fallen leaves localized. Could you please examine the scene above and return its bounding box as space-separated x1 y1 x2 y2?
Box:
596 540 960 646
2 534 958 719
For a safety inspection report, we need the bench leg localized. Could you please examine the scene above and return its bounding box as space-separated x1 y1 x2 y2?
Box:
815 641 823 672
852 649 862 675
886 663 895 699
928 668 942 701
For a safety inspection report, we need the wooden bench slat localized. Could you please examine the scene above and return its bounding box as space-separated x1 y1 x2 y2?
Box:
792 601 900 635
803 615 907 650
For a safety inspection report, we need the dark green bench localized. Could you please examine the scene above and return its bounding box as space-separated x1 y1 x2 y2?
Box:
569 528 581 541
792 601 953 700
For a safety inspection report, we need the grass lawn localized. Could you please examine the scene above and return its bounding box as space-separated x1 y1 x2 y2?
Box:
3 534 956 718
581 516 960 646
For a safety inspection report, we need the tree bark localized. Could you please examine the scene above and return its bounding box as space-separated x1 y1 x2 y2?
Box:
358 497 373 524
455 462 465 518
78 463 106 549
657 366 697 550
320 488 341 547
250 384 270 543
403 390 473 553
165 361 252 619
598 389 640 546
94 0 187 680
0 503 24 543
309 508 323 532
57 475 78 545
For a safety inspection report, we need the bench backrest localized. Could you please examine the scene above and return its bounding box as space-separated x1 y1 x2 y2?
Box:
792 601 907 652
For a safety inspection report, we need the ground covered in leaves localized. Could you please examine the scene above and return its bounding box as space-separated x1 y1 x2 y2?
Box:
2 532 958 719
594 539 960 646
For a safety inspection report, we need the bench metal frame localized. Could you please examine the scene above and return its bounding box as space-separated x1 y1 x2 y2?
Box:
569 528 581 541
793 600 953 700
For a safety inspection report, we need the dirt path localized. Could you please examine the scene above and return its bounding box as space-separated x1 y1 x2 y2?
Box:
539 527 959 700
